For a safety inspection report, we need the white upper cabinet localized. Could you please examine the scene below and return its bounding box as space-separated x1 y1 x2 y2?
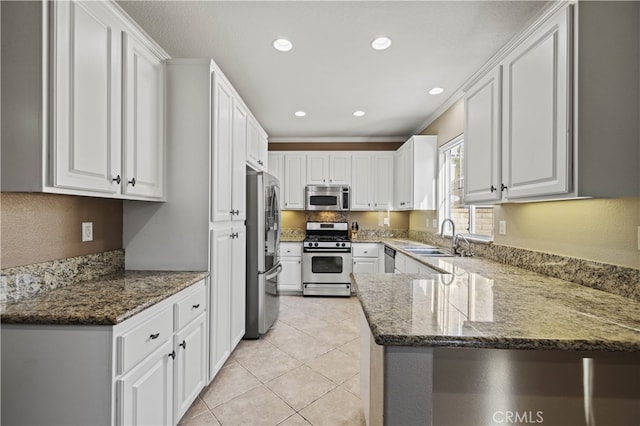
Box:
283 153 306 210
306 153 351 185
52 1 123 195
463 2 639 203
464 66 502 204
501 6 570 200
351 152 395 211
350 154 373 210
372 154 395 210
247 116 268 171
395 136 438 210
1 1 168 200
211 76 234 222
122 31 165 199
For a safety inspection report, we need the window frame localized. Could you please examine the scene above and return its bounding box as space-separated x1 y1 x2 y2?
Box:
438 134 494 241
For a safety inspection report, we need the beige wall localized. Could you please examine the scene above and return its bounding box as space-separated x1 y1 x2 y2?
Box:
0 193 123 268
414 98 640 269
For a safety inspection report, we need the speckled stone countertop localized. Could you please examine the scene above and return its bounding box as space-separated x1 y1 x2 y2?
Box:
353 240 640 352
1 271 208 325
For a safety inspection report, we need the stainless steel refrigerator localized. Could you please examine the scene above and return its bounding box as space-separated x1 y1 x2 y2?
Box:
245 170 282 338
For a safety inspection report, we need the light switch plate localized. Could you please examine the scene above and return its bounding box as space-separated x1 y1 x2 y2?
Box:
499 220 506 235
82 222 93 242
383 217 390 226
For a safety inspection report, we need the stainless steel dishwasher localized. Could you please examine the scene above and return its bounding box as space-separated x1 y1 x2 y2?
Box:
384 246 395 273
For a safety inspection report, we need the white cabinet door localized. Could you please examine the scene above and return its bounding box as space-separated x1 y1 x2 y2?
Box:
501 6 570 200
174 313 207 424
52 0 122 194
209 226 231 378
123 32 164 199
306 153 328 185
247 116 268 171
395 143 412 209
464 66 502 204
353 258 378 273
117 340 174 426
372 154 394 210
268 153 284 184
284 153 306 209
230 224 246 350
232 100 248 221
211 76 234 222
351 154 372 210
329 153 351 185
279 256 302 292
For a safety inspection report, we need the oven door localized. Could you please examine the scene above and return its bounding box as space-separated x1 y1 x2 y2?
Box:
302 251 352 284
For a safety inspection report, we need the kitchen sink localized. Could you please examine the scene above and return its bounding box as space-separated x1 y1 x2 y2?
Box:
404 247 453 257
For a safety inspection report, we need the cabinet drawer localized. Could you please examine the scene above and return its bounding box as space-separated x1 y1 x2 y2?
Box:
175 282 207 331
118 307 173 374
279 243 302 257
352 244 379 258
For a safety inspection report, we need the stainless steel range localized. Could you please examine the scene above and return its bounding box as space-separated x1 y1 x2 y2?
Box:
302 222 352 297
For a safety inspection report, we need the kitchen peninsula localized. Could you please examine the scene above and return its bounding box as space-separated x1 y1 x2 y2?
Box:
353 242 640 426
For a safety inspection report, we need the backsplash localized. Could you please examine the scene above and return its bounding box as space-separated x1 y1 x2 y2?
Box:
0 249 124 303
409 230 640 302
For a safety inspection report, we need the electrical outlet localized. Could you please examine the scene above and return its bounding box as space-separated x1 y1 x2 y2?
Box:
383 217 390 226
499 220 507 235
432 219 437 228
82 222 93 242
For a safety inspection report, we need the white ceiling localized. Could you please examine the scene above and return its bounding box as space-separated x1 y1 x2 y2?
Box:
117 0 550 140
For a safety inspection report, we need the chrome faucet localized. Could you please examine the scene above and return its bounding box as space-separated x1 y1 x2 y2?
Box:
440 219 456 255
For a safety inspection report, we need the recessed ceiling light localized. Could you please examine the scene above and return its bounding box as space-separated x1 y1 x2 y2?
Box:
428 87 445 95
294 110 306 117
371 36 392 51
273 38 293 52
353 110 366 117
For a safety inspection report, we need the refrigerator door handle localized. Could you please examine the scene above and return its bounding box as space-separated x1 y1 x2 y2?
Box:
265 264 283 281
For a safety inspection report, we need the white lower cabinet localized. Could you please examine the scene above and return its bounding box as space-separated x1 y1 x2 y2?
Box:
352 243 382 273
174 313 207 423
278 243 302 293
0 280 207 426
118 339 174 426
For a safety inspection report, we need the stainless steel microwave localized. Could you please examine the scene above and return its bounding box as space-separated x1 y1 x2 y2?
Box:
305 185 350 211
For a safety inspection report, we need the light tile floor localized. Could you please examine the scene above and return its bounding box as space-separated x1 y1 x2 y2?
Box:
180 295 365 426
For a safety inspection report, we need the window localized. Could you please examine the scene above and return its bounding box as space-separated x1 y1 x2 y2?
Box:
438 135 493 238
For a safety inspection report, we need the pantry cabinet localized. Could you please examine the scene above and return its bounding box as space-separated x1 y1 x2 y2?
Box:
247 116 268 172
395 136 438 210
464 2 639 203
231 100 248 221
1 1 167 200
230 224 247 349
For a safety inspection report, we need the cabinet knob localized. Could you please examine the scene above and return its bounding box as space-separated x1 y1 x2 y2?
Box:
112 175 121 184
128 177 136 187
168 350 176 359
501 184 508 191
179 340 187 349
149 333 160 340
192 304 200 309
490 185 497 192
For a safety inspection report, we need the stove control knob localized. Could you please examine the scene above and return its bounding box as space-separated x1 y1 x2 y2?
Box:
341 243 346 247
314 242 319 247
336 242 340 247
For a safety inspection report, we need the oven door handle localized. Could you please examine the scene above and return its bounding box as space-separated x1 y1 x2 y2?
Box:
265 264 283 281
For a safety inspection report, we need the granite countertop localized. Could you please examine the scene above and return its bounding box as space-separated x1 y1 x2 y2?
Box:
353 239 640 352
1 271 209 326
